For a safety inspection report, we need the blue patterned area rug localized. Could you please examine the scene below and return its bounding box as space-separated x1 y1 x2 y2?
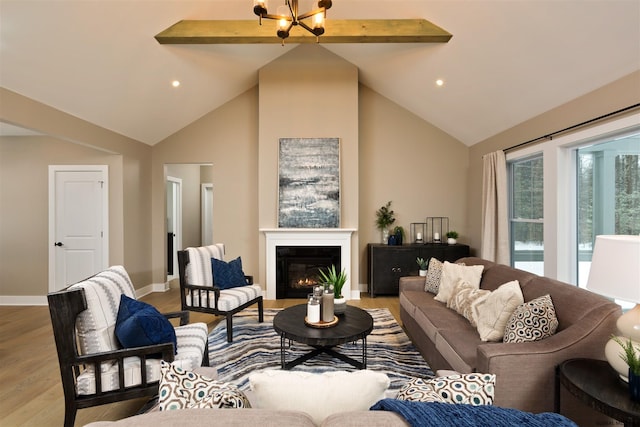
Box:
208 308 434 392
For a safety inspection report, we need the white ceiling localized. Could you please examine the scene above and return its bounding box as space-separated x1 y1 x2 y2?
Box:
1 0 639 146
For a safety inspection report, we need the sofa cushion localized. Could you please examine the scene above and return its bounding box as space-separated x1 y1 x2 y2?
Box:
414 299 473 342
475 280 524 342
158 361 251 410
249 370 390 426
504 294 559 343
435 329 480 373
434 262 484 304
83 409 318 427
115 294 177 353
211 256 247 289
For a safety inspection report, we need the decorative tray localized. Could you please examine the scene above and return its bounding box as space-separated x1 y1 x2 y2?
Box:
304 316 339 328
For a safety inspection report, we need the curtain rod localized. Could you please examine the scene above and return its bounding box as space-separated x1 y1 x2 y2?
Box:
503 103 640 153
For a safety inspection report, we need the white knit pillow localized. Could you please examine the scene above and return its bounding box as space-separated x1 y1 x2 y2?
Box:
475 280 524 342
434 262 484 303
249 370 389 425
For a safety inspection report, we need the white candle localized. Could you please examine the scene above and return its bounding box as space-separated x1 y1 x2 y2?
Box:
416 232 422 240
308 300 320 323
434 232 440 240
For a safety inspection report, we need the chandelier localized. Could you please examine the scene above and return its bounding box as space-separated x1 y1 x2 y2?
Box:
253 0 333 43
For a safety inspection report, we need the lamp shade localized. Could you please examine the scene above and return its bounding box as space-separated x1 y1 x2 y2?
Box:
586 235 640 303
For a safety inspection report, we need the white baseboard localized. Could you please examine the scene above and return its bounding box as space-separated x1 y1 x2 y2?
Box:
1 282 170 306
0 295 48 306
136 282 170 298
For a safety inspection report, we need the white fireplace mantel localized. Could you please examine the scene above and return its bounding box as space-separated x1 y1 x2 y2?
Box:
261 228 356 300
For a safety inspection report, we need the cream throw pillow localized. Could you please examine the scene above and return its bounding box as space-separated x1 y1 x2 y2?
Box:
434 262 484 303
447 280 491 327
249 370 390 425
474 280 524 342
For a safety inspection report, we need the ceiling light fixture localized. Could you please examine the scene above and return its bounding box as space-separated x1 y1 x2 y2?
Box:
253 0 332 44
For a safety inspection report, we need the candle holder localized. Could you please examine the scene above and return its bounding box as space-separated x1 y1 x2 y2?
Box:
411 223 426 244
426 217 449 244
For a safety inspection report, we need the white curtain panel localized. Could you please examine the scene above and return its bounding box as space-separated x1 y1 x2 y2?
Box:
481 150 510 264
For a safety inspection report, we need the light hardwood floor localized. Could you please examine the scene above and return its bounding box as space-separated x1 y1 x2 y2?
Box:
0 288 399 426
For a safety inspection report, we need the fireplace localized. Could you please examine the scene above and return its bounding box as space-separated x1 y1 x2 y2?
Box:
276 246 340 299
261 228 355 300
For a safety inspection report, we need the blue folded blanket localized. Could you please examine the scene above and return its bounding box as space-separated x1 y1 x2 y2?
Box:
370 399 577 427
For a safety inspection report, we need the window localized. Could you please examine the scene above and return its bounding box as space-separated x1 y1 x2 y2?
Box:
506 112 639 286
509 155 544 275
577 133 640 287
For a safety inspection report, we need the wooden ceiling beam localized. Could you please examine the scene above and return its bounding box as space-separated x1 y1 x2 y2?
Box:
155 19 452 44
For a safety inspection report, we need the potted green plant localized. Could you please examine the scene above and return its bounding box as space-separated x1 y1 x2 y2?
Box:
612 336 640 401
375 201 396 243
416 257 428 276
446 230 459 245
318 265 348 314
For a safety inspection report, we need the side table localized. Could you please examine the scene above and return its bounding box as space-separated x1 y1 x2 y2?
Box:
557 358 640 426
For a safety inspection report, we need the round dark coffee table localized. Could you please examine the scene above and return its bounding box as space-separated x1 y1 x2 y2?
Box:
273 304 373 370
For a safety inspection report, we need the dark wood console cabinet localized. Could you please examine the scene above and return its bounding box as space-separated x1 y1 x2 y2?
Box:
368 243 470 297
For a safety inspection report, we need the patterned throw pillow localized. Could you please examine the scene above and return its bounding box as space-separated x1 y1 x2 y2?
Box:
396 377 447 403
424 258 444 293
397 374 495 405
158 361 251 410
447 280 491 327
504 294 559 343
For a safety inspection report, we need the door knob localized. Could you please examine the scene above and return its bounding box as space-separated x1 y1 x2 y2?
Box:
54 242 64 247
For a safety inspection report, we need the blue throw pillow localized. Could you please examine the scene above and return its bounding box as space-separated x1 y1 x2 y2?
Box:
211 256 246 289
115 295 177 354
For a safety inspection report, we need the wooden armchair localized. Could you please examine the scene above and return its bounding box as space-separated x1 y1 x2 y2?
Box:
48 265 209 427
178 244 263 342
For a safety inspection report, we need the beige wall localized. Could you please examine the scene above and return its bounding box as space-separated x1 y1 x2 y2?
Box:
0 88 152 294
0 136 121 295
150 88 259 285
257 45 360 292
466 70 640 253
358 85 470 283
3 65 636 299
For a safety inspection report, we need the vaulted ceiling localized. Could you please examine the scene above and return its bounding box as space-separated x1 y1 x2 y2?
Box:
1 0 639 146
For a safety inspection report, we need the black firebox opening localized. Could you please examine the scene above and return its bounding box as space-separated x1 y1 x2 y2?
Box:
276 246 341 299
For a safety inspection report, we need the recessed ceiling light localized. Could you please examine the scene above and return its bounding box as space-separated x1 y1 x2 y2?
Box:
436 79 444 87
172 80 181 88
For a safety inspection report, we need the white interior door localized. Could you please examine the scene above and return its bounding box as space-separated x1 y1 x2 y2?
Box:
201 183 214 246
167 177 182 279
49 166 108 292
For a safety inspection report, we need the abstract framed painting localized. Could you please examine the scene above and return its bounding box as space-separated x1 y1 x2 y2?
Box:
278 137 340 228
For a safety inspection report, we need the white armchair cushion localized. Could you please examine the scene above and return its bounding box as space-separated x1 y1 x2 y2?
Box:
76 321 208 395
185 244 225 287
68 266 136 367
187 285 262 312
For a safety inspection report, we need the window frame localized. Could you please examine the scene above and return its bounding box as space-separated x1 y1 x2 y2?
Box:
505 112 640 284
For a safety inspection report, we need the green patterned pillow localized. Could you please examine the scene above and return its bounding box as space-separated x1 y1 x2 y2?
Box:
504 294 559 343
158 361 251 410
397 373 495 405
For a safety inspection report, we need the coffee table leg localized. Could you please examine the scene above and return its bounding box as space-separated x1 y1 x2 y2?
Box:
280 334 286 369
362 336 367 369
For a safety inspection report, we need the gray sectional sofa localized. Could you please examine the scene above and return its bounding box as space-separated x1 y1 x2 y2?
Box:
399 256 621 414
